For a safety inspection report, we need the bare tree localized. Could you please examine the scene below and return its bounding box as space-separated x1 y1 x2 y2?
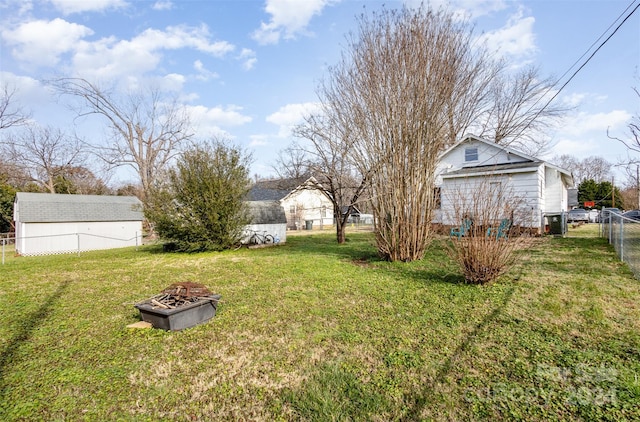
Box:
0 83 31 130
50 78 193 201
52 165 111 195
292 112 371 244
478 66 569 156
272 143 313 183
552 154 611 185
4 125 86 193
318 6 496 261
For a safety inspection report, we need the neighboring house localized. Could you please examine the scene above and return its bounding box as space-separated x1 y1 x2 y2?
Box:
244 200 287 244
435 135 574 231
248 177 334 230
14 192 143 256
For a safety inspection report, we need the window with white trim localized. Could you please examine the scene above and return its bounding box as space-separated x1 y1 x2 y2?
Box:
465 147 478 162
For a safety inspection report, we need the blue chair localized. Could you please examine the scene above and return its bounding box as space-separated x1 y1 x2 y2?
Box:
487 219 511 239
450 219 472 239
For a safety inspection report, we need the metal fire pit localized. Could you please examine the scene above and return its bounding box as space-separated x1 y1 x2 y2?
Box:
134 283 221 331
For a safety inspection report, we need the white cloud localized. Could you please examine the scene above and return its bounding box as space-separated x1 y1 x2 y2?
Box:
186 104 252 140
560 110 631 137
48 0 128 15
414 0 507 20
131 25 234 57
238 48 257 71
188 104 252 128
1 18 93 66
266 102 321 137
0 71 49 105
252 0 338 45
479 7 536 58
152 0 173 11
249 134 269 147
70 24 234 80
549 109 633 160
193 60 219 81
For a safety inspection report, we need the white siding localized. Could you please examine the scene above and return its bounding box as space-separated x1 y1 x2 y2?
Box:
243 223 287 244
281 189 334 229
440 171 541 228
15 221 142 256
544 166 568 213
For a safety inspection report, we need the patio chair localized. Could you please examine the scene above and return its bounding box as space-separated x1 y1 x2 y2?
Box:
450 218 472 239
487 218 511 239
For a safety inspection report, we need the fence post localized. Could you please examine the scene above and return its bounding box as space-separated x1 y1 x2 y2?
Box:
620 217 624 262
608 214 613 244
77 233 80 257
135 231 139 251
2 238 4 265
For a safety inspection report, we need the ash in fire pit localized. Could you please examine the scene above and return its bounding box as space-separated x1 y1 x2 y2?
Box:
135 282 221 331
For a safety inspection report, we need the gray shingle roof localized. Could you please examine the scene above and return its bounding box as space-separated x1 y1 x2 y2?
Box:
442 160 542 177
15 193 143 223
246 186 290 201
246 201 286 224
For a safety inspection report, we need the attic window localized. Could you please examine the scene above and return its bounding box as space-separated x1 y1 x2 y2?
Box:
465 147 478 162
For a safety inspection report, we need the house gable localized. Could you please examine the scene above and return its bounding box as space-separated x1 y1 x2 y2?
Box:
438 135 536 182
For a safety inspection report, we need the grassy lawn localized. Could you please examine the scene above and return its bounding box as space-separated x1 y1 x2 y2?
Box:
1 225 639 421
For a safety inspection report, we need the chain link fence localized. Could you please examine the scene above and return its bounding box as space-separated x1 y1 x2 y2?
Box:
1 232 142 264
601 212 640 279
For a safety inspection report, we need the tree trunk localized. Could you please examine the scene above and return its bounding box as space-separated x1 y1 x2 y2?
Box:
336 219 346 244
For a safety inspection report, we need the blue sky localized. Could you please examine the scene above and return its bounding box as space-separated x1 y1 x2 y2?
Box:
1 0 639 185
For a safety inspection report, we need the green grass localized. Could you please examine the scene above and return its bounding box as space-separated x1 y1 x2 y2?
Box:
0 227 639 421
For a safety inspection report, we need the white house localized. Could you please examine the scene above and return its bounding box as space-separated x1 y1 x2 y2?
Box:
14 193 143 256
281 177 334 230
435 135 573 231
248 177 334 230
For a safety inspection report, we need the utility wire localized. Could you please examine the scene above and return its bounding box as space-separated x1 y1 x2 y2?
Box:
515 0 640 140
552 0 639 91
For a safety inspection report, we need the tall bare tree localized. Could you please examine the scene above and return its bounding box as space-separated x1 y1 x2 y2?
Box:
0 83 31 130
4 124 86 193
478 65 569 156
51 78 193 201
318 6 496 261
292 112 371 244
272 143 313 183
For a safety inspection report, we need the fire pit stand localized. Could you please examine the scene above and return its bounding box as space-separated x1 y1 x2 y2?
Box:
134 283 221 331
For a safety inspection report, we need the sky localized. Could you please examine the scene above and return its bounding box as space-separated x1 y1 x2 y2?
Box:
0 0 639 186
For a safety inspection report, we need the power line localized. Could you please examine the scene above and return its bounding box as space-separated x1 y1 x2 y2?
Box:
516 0 640 140
553 0 639 90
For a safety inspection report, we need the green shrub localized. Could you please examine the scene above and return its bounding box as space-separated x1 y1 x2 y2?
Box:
145 140 252 252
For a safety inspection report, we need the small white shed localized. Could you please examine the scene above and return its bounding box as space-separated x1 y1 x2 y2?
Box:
14 193 144 256
244 200 287 244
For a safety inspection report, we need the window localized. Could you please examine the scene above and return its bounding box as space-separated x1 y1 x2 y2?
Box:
321 205 327 218
289 205 296 215
465 147 478 162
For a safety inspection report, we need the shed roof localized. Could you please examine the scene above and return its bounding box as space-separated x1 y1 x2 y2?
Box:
15 193 143 223
246 201 286 225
